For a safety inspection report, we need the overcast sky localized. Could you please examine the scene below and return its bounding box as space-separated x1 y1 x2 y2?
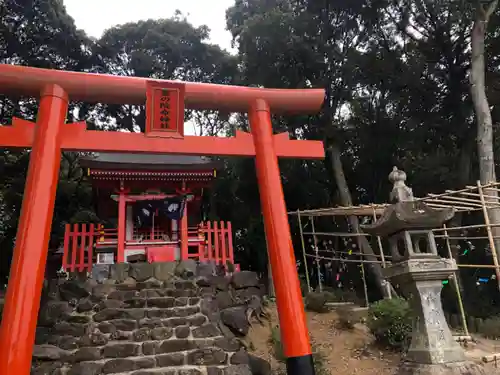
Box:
63 0 237 135
63 0 236 53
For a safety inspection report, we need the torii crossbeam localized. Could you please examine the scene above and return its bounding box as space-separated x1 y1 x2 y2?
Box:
0 64 325 375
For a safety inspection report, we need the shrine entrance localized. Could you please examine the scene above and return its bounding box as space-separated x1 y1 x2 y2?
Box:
0 64 325 375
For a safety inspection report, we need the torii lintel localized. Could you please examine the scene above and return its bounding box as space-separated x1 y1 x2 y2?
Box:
0 118 325 159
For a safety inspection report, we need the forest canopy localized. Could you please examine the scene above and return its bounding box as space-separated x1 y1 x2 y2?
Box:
1 0 500 313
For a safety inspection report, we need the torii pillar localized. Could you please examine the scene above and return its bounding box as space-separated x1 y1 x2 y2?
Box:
0 64 325 375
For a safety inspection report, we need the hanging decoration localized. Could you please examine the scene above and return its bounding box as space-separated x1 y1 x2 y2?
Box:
134 195 187 228
159 196 186 221
134 201 157 228
457 240 475 256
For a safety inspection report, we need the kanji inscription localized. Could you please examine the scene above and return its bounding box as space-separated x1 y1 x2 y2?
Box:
145 81 185 138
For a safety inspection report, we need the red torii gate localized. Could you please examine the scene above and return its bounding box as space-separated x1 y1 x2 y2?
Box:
0 64 325 375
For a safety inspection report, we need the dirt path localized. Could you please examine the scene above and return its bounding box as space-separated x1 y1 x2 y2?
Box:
306 310 399 375
247 303 499 375
248 304 399 375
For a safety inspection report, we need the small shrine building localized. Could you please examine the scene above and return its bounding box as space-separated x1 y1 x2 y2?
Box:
61 152 236 272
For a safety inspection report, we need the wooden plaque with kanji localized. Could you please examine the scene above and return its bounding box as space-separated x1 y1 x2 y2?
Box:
145 81 185 138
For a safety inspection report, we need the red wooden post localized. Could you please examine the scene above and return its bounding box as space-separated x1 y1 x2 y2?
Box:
0 84 68 375
117 190 126 263
70 223 78 272
62 223 70 271
249 99 313 373
180 184 188 260
88 223 95 272
220 221 227 266
213 221 220 264
207 222 213 261
78 223 87 272
227 221 234 265
198 224 205 261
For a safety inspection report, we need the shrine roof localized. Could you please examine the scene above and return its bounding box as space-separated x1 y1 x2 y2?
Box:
80 153 220 171
361 201 455 237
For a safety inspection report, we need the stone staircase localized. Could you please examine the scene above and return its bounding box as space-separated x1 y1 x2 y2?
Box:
30 261 269 375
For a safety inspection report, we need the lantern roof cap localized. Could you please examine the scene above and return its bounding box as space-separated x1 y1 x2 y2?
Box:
361 201 455 237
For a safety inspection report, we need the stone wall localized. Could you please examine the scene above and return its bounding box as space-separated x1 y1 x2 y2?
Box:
30 261 270 375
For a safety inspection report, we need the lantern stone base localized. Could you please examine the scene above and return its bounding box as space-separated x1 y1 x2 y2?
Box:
385 257 467 365
397 361 488 375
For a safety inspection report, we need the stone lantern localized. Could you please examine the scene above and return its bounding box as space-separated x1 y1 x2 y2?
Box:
361 167 485 375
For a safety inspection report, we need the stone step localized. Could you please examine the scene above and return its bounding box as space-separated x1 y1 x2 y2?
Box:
33 343 247 374
93 306 202 322
45 319 220 345
34 335 240 360
98 287 199 301
62 363 249 375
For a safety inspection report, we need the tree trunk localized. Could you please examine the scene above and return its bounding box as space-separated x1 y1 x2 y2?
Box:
470 1 500 278
447 140 475 293
327 142 395 298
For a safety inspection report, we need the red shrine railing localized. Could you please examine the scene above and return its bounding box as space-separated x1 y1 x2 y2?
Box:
61 221 236 272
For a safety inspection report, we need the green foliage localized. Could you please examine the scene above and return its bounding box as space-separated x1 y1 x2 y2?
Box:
305 291 329 313
478 316 500 340
226 261 235 273
1 0 500 315
269 325 284 361
0 2 239 283
336 306 365 330
367 298 412 350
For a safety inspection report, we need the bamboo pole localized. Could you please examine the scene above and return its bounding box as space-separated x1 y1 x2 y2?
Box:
317 248 394 259
425 197 485 208
302 231 369 237
482 353 500 364
433 222 500 232
297 210 311 293
360 259 369 308
310 216 322 292
477 180 500 291
458 191 500 202
457 264 499 268
435 235 500 240
427 193 500 208
372 208 391 298
469 183 500 191
424 202 479 211
443 224 469 337
304 253 389 265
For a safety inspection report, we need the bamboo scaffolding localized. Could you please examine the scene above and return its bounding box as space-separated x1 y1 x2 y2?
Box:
443 225 469 337
435 235 500 240
297 210 311 293
360 259 369 307
304 253 390 265
427 194 500 208
456 264 499 269
433 222 500 232
317 248 394 259
310 216 322 292
477 180 500 291
372 207 391 298
425 197 484 209
302 231 369 237
290 179 500 318
458 191 500 201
